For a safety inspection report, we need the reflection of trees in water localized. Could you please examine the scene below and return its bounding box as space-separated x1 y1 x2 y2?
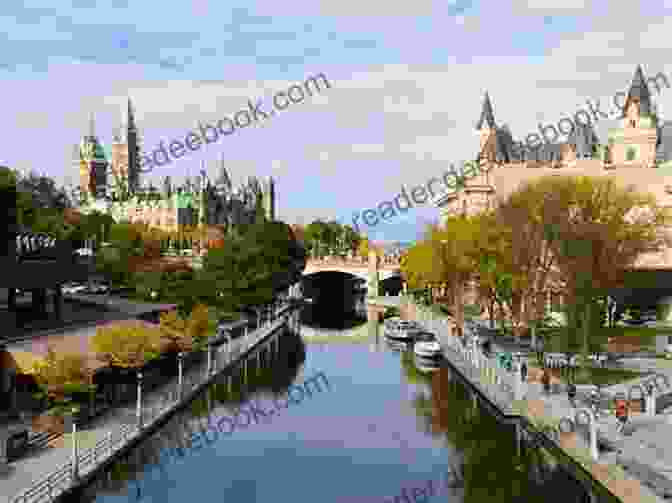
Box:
408 366 591 503
399 349 434 386
75 328 305 502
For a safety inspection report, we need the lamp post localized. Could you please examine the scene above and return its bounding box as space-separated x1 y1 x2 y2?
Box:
645 381 656 417
71 406 79 482
177 352 184 400
571 408 599 462
136 371 143 429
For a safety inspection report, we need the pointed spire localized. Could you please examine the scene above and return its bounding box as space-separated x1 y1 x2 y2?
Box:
88 112 96 138
216 154 232 191
126 97 136 133
624 65 652 116
476 92 496 130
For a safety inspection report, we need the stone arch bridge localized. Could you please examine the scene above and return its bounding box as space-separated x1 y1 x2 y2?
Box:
302 254 402 297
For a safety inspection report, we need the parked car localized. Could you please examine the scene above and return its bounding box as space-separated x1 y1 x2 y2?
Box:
87 283 110 294
62 282 87 294
414 331 442 359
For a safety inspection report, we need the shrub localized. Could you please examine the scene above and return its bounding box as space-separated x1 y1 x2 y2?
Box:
92 321 164 368
31 348 95 406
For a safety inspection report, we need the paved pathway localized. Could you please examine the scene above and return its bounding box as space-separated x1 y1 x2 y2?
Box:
0 308 293 503
408 305 666 502
488 334 672 500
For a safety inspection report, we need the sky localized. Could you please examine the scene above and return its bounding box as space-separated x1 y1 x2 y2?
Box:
3 0 672 243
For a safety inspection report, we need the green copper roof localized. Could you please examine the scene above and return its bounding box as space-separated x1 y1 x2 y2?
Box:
80 137 108 161
176 192 195 208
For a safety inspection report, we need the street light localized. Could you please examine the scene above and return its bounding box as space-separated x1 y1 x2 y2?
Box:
136 370 143 429
70 405 80 482
177 352 184 399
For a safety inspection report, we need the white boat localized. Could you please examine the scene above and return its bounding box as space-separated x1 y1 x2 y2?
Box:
413 332 442 359
414 356 441 372
384 320 421 341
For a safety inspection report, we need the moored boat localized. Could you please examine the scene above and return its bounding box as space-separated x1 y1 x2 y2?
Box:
413 331 442 359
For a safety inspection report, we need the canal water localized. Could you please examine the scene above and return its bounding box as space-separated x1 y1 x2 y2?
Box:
74 302 593 503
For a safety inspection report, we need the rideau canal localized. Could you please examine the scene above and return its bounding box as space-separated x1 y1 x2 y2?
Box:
76 295 596 503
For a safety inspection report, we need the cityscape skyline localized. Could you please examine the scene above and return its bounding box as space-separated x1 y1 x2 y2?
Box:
2 2 672 242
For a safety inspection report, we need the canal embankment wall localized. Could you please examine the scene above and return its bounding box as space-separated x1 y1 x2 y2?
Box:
399 298 646 503
11 304 299 503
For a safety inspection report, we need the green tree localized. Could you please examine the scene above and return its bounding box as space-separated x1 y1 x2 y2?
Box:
537 175 670 372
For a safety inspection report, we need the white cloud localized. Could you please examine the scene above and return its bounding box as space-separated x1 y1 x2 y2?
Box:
508 0 595 16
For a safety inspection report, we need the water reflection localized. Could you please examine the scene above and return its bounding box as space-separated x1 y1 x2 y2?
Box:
66 306 597 503
408 364 592 503
74 328 305 503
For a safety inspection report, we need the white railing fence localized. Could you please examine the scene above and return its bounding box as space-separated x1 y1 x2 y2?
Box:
411 300 519 411
11 299 298 503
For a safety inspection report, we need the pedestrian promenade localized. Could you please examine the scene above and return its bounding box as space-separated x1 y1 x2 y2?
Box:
1 304 295 503
404 300 665 503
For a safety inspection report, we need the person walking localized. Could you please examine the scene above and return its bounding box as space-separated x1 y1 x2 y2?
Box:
520 360 528 383
483 339 492 357
567 381 577 408
541 369 551 396
536 337 545 366
615 396 629 434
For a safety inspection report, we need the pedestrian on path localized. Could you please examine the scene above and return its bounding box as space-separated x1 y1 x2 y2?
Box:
567 381 577 408
536 337 545 366
541 369 551 396
520 360 528 382
615 396 629 434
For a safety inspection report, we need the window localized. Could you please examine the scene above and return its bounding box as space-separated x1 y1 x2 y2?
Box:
626 147 637 161
629 120 636 127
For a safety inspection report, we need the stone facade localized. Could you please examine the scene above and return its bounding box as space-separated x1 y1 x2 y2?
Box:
72 99 276 232
435 66 672 222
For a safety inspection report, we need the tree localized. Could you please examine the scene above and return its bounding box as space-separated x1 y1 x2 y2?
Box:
540 175 670 371
431 218 482 337
159 310 194 352
15 169 71 211
357 237 370 260
92 321 164 368
31 348 95 411
488 179 566 341
342 225 361 254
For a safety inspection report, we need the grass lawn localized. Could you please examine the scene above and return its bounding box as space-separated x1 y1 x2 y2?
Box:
527 358 650 386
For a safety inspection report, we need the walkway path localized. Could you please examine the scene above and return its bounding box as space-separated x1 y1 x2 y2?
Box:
405 301 665 503
1 305 294 503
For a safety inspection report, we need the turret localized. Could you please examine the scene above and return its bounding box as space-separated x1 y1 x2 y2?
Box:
215 155 232 196
476 92 497 156
125 97 140 193
78 112 108 201
623 65 653 128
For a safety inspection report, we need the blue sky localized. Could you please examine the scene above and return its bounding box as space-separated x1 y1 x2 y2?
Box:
3 0 672 242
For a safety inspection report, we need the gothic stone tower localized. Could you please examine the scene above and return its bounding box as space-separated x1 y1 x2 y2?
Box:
477 92 497 161
608 65 659 167
111 97 140 197
75 114 108 200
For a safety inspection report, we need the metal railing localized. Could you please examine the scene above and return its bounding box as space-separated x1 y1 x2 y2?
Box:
11 300 300 503
412 302 519 412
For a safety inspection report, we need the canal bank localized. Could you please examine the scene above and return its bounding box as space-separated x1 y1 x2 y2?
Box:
10 297 631 503
5 302 301 503
401 297 662 503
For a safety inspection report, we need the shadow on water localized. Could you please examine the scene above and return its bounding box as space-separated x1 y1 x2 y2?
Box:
299 291 367 331
68 326 306 503
403 355 595 503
